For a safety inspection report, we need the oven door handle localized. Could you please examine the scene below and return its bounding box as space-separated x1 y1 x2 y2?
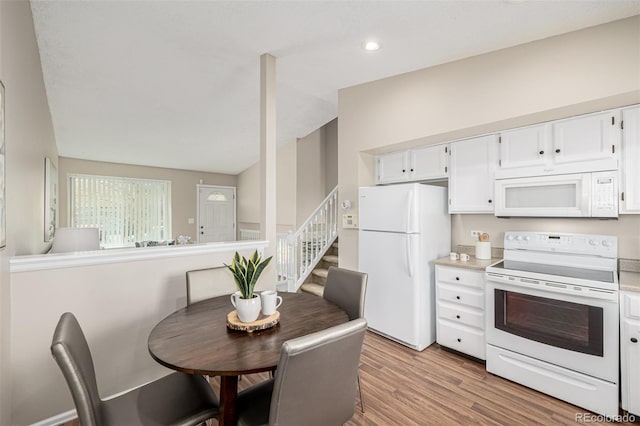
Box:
485 272 618 302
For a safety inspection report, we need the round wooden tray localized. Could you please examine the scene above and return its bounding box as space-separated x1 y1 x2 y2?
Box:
226 310 280 332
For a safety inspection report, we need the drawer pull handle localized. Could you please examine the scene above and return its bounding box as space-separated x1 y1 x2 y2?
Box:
456 315 460 319
457 338 461 343
455 277 460 281
539 150 544 155
456 296 460 300
632 338 638 343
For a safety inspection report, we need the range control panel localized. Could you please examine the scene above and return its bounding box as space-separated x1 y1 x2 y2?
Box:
504 231 617 258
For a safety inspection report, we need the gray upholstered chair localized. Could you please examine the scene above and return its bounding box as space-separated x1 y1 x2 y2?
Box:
322 266 368 412
236 318 367 426
51 312 219 426
186 266 238 305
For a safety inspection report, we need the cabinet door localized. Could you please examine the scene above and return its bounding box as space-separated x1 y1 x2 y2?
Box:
551 110 619 165
622 316 640 415
376 151 407 184
449 135 499 213
499 124 549 169
621 106 640 213
409 145 448 181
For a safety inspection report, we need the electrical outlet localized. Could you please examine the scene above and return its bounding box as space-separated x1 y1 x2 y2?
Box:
471 230 483 238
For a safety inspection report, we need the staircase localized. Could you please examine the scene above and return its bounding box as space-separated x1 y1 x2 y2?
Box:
299 240 338 297
276 186 339 293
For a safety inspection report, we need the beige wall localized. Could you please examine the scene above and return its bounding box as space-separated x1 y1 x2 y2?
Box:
58 157 237 242
237 118 338 234
0 1 60 423
296 127 326 224
237 139 296 233
296 118 339 225
338 16 640 270
325 118 338 191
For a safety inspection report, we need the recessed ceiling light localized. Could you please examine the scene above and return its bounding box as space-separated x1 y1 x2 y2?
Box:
363 41 381 51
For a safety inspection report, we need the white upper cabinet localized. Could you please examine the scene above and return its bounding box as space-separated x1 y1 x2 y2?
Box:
409 145 448 181
499 124 550 170
496 109 620 178
376 151 408 184
551 110 620 165
620 105 640 214
376 145 448 184
449 135 499 214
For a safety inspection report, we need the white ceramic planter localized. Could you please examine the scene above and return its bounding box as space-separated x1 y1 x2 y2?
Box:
231 293 262 322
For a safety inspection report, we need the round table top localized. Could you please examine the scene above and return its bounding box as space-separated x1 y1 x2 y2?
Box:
148 292 349 376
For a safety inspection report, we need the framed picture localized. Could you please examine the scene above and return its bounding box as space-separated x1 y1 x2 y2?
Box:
44 157 58 242
0 80 5 248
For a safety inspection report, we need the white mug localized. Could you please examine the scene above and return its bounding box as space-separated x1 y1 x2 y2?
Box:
230 290 242 308
460 253 470 261
260 290 283 316
450 252 459 260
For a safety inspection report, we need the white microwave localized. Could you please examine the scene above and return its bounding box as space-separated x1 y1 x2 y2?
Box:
494 171 618 218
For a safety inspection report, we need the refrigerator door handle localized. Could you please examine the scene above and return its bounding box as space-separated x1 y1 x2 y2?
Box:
406 235 414 277
406 188 414 232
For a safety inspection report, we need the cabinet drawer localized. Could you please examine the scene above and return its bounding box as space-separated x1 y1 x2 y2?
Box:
623 292 640 320
437 282 484 309
437 320 485 359
438 301 484 329
437 266 484 288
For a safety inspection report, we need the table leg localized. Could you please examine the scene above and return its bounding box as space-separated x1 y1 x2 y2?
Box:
219 375 239 426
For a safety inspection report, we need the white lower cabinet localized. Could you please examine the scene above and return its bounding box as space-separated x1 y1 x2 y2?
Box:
621 291 640 416
435 265 485 359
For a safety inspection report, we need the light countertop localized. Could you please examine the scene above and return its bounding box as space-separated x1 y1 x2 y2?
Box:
434 256 501 271
620 259 640 292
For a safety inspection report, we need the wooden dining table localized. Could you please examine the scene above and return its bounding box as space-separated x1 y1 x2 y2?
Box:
148 292 349 425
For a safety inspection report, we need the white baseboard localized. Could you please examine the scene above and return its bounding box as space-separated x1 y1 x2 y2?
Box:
31 409 76 426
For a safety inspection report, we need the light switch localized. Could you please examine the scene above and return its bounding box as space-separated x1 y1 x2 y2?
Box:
187 218 195 224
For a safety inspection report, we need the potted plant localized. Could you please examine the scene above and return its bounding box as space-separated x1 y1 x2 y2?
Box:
225 250 272 322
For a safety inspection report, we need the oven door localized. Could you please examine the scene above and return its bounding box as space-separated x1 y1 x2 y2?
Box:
486 276 619 382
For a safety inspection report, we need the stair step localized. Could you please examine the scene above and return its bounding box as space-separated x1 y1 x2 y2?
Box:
312 268 328 279
323 255 338 264
300 282 325 297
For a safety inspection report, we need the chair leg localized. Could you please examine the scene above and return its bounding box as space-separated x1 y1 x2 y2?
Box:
357 373 365 413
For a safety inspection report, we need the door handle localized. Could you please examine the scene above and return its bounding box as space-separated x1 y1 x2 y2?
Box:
632 337 638 343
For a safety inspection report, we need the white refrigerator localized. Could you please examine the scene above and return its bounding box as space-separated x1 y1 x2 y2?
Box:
359 183 450 351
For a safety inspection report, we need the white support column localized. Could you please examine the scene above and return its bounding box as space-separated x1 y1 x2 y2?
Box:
260 53 277 285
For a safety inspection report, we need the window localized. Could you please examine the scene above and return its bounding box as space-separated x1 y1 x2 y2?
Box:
69 174 171 248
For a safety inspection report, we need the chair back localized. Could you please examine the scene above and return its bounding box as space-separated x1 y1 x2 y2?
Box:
51 228 100 253
269 318 367 426
186 267 238 305
50 312 102 426
323 266 368 320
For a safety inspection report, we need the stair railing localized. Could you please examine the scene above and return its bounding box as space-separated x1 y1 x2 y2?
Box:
276 186 338 292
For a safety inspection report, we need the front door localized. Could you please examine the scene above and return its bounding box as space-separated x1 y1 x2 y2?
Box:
197 185 236 243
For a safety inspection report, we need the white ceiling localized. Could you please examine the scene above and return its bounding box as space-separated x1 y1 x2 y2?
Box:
30 0 640 175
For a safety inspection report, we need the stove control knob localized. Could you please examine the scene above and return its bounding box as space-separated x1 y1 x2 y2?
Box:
524 236 531 241
516 235 524 241
589 239 598 246
507 235 515 241
602 240 611 247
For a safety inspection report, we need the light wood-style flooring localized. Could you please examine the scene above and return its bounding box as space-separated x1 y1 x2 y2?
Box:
229 331 637 425
62 331 637 425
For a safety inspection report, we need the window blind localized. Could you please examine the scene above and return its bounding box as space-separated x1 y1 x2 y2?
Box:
69 174 172 248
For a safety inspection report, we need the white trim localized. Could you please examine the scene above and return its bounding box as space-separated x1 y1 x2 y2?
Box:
10 240 268 273
31 409 77 426
29 377 165 426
